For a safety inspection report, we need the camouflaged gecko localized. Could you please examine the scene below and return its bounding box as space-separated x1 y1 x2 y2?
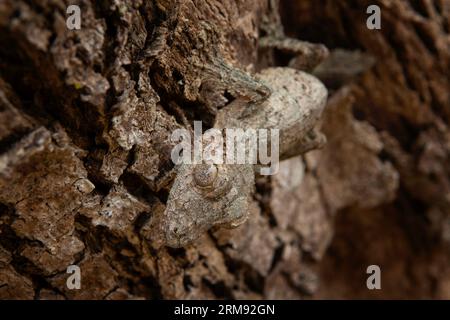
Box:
163 67 328 248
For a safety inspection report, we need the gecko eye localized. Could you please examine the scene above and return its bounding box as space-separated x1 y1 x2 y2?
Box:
191 164 232 199
193 164 218 187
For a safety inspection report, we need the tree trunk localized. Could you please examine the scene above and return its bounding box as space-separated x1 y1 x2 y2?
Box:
0 0 449 299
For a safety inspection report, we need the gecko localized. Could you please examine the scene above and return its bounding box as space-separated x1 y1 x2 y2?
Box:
162 66 328 248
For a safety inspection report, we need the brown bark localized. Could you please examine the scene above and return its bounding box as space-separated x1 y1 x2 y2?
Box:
0 0 449 299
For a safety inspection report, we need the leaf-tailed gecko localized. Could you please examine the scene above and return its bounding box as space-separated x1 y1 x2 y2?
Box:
163 67 328 248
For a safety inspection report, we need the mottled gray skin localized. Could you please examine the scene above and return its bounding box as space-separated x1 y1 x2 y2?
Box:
164 163 255 248
164 67 328 248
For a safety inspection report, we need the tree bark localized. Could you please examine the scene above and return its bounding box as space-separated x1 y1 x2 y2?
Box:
0 0 449 299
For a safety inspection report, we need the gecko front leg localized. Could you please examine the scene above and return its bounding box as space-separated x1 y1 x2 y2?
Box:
280 128 327 160
195 57 272 111
259 37 329 72
258 0 329 72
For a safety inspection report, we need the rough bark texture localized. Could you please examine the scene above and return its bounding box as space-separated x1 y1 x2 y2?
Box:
0 0 449 299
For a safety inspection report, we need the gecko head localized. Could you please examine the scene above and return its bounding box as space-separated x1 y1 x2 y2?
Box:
163 163 254 248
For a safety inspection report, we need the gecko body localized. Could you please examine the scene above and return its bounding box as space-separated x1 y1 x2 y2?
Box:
163 67 328 248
